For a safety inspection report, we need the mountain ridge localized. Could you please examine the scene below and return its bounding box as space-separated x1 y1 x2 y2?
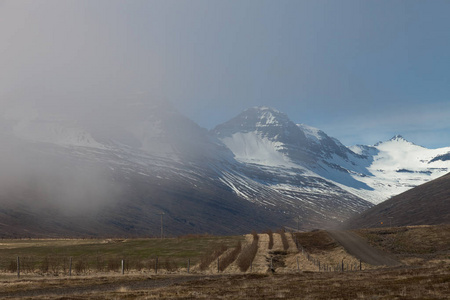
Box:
344 172 450 228
213 106 450 204
0 104 448 236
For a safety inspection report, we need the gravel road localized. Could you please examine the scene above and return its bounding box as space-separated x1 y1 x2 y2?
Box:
327 230 401 266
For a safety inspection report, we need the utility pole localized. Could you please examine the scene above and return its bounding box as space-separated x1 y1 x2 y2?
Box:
158 212 165 239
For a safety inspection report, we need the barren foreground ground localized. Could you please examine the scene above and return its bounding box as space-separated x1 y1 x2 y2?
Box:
0 266 449 299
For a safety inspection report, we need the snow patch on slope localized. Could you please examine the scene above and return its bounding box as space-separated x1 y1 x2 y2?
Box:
297 124 323 144
343 137 450 203
3 106 104 149
221 131 292 167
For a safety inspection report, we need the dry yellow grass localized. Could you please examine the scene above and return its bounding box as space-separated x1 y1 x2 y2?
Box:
357 224 450 266
3 266 447 299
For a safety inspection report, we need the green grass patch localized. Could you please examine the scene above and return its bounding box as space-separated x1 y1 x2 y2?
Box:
0 235 244 273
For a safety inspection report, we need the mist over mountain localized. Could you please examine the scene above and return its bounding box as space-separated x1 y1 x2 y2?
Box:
0 104 448 237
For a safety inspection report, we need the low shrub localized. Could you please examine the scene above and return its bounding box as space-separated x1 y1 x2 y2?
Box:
40 257 49 273
199 243 228 271
219 241 242 271
163 258 178 272
237 232 259 272
75 259 88 274
7 260 17 273
267 230 274 250
278 229 289 251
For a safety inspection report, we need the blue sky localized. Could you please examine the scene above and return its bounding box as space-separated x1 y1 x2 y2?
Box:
1 0 449 148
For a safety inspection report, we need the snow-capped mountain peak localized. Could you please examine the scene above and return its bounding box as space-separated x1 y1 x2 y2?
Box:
213 106 313 166
214 106 294 135
214 107 450 205
374 135 418 147
251 106 288 127
390 134 406 141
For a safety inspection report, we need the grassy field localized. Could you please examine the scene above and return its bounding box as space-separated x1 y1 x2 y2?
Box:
0 225 449 299
356 225 450 266
0 235 244 276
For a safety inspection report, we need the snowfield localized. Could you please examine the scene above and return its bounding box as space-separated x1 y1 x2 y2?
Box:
215 107 450 205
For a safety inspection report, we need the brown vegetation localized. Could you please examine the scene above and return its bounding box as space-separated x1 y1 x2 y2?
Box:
356 224 450 266
142 266 450 299
219 241 242 271
278 229 289 251
293 230 339 253
199 243 228 271
266 230 274 250
236 232 259 272
2 266 448 299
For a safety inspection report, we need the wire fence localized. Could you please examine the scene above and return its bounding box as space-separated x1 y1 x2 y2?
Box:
292 232 363 272
1 233 364 278
0 255 189 277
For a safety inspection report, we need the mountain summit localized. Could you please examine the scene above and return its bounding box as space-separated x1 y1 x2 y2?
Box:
390 134 407 141
214 107 303 137
213 107 316 166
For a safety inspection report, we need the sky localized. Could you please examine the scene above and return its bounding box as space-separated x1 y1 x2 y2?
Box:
1 0 449 148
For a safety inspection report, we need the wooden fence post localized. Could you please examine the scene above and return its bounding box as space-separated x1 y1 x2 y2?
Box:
155 257 158 274
17 256 20 279
121 260 124 275
297 257 299 271
360 260 362 271
69 257 72 277
187 259 190 274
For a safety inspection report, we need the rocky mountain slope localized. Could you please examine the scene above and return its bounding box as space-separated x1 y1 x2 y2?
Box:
2 104 294 237
344 172 450 228
0 104 448 237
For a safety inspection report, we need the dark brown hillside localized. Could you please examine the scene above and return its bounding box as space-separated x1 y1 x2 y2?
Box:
345 172 450 229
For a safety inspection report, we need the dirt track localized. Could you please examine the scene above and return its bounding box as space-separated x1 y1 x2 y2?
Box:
327 230 400 266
